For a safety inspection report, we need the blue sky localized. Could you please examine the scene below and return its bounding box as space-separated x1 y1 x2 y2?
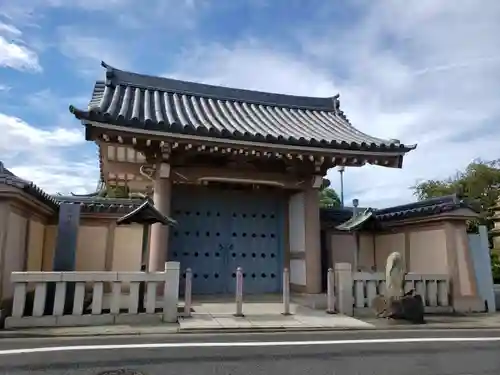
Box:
1 0 499 208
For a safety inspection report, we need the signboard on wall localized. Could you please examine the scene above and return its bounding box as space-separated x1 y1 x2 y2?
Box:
53 203 81 272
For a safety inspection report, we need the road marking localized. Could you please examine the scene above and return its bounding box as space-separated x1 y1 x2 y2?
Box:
1 336 500 355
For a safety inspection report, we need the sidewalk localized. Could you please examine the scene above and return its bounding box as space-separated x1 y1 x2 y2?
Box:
1 309 500 339
362 312 500 330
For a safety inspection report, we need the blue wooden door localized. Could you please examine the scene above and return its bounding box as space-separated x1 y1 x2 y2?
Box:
169 186 284 295
225 190 284 294
169 187 229 295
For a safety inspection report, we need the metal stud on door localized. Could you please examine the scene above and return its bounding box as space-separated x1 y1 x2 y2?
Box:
169 187 228 295
226 190 283 294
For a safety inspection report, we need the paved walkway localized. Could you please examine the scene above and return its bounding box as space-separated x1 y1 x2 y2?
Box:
179 301 373 331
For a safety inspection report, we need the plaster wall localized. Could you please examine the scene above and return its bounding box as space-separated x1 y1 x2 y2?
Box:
328 226 447 274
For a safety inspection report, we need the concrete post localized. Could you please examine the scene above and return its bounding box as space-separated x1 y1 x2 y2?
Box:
335 262 353 316
162 261 180 323
326 268 335 314
184 268 192 317
234 267 244 317
282 268 291 315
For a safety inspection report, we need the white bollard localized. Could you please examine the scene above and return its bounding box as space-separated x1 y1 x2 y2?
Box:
282 268 291 315
326 268 335 314
234 267 244 317
184 268 192 317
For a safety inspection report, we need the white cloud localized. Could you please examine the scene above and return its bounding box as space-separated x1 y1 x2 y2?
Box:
3 1 498 206
164 1 500 208
168 42 337 97
0 22 22 37
0 112 97 194
0 21 40 72
57 28 130 77
2 0 207 30
0 113 82 150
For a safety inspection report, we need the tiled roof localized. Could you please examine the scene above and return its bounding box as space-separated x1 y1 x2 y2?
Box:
116 200 176 226
0 162 175 220
69 62 417 154
335 209 374 231
0 161 59 209
322 195 477 230
0 161 15 177
374 195 473 221
54 196 146 214
320 206 353 227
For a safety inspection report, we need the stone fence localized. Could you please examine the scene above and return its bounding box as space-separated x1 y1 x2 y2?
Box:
333 263 452 316
5 262 180 329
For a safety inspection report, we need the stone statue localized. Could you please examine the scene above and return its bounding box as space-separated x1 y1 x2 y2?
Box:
385 251 405 299
372 251 425 324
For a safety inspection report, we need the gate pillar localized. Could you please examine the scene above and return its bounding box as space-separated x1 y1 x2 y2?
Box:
304 186 322 294
288 186 322 294
148 163 172 272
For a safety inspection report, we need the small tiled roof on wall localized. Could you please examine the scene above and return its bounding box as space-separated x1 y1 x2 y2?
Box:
116 200 176 226
322 194 477 231
0 161 59 209
373 195 474 221
57 196 176 223
0 161 170 219
69 62 416 155
54 195 147 214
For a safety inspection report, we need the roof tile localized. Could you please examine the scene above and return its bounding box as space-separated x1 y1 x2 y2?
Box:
70 62 416 154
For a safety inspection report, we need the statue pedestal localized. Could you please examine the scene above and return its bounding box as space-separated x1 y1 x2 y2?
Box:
372 293 425 324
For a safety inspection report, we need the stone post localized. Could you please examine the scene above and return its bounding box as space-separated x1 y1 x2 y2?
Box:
335 262 353 316
162 261 180 323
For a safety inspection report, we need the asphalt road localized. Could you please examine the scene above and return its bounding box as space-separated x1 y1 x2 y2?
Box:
1 329 500 375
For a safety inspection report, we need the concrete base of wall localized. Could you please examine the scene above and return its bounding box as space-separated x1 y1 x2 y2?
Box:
453 296 486 313
494 285 500 311
353 306 454 317
291 293 327 310
0 309 6 329
5 313 167 329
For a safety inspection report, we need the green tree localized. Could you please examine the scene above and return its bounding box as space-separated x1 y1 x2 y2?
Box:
412 159 500 230
319 187 341 208
412 159 500 279
491 252 500 283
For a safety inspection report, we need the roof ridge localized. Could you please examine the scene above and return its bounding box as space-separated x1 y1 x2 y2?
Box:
100 61 339 112
0 160 15 177
374 195 460 215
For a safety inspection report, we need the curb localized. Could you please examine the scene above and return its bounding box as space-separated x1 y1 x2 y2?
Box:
177 326 376 334
177 324 500 334
0 328 180 339
3 324 500 339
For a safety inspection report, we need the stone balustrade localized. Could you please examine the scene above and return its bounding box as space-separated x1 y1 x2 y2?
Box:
352 272 450 311
333 263 452 316
5 262 180 328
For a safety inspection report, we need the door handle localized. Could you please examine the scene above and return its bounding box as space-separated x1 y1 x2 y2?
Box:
218 243 234 251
